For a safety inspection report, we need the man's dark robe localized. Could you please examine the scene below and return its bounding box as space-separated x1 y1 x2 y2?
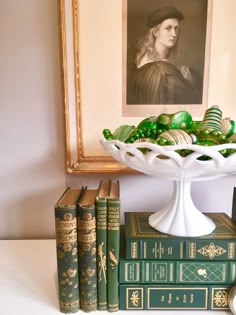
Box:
127 60 202 105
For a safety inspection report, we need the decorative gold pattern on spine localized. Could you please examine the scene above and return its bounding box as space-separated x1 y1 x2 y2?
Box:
130 290 140 306
127 288 144 309
197 243 226 259
213 289 229 309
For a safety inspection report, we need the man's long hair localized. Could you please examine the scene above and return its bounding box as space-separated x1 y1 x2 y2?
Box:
135 24 179 67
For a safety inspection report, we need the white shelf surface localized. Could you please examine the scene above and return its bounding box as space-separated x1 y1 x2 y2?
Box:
0 239 232 315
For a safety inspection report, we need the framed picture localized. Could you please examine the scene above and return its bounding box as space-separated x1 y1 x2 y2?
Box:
123 0 211 117
59 0 236 174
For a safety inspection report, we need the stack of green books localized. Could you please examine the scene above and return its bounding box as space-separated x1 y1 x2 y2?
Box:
119 211 236 311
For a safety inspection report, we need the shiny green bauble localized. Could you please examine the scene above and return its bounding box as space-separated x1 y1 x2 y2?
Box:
157 111 193 131
137 116 158 131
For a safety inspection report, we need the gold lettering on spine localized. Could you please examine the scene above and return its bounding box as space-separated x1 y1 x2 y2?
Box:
56 216 77 245
56 217 77 231
78 218 95 229
108 207 119 230
78 232 96 243
57 231 77 243
78 217 96 243
190 293 194 304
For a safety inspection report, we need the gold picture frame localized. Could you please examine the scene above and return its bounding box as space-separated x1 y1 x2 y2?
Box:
59 0 236 174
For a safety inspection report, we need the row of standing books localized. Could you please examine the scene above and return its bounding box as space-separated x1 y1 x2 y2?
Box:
119 211 236 311
54 179 120 313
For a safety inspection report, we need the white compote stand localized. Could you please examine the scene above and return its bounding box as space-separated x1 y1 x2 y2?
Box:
101 139 236 237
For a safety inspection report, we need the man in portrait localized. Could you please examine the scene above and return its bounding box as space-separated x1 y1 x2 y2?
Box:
125 0 209 106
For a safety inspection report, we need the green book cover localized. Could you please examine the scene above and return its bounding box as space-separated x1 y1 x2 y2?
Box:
107 181 120 312
54 187 84 313
125 212 236 260
119 259 234 284
119 284 231 310
77 188 97 312
95 179 111 310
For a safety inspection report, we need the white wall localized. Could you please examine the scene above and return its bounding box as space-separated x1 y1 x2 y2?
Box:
0 0 65 239
0 0 235 239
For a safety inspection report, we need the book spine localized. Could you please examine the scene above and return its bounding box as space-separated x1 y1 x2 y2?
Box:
55 199 80 313
77 201 97 312
107 193 120 311
119 259 233 284
126 238 236 260
124 212 236 261
188 239 236 260
125 238 186 260
96 197 108 310
119 284 231 310
119 259 175 283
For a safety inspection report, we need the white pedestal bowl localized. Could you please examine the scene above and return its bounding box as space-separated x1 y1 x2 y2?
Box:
100 139 236 237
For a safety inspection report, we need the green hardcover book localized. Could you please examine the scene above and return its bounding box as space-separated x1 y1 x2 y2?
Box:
95 179 111 310
54 187 84 313
119 259 175 283
107 181 120 312
119 259 236 284
119 284 231 310
125 212 236 260
77 188 97 312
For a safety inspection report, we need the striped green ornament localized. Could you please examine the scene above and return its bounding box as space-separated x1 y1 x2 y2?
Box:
199 105 223 133
157 129 193 145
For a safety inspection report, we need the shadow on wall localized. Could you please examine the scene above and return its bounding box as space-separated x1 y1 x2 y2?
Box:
0 152 66 240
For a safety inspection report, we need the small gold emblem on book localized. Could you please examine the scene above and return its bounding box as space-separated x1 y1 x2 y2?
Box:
197 243 226 259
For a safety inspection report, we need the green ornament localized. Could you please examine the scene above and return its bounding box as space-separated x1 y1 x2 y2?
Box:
156 111 193 130
156 129 193 145
103 129 113 140
196 139 219 146
194 129 226 145
191 120 202 130
221 118 236 138
199 105 223 133
113 125 136 142
137 116 158 131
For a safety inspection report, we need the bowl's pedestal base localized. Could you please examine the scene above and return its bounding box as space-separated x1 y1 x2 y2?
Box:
148 180 216 237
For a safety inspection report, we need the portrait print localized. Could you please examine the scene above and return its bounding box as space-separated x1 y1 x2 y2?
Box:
122 0 212 117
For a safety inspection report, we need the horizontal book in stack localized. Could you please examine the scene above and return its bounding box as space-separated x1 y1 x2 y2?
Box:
119 211 236 311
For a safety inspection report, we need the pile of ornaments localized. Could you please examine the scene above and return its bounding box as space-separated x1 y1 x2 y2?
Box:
103 105 236 157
